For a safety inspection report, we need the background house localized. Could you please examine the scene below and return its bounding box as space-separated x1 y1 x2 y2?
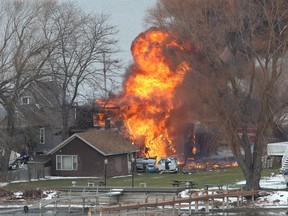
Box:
69 102 122 135
48 129 139 177
0 81 76 156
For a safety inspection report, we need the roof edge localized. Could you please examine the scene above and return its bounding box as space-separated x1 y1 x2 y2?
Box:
48 134 78 155
48 133 140 156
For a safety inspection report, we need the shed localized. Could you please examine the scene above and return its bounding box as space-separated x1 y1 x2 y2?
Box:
267 141 288 169
48 129 139 177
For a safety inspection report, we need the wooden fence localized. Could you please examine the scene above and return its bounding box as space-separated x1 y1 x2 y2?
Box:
88 189 258 215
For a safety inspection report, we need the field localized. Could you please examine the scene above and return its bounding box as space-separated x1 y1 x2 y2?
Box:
2 167 277 192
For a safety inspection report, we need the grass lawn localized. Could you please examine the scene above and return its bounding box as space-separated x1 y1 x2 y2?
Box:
2 167 277 191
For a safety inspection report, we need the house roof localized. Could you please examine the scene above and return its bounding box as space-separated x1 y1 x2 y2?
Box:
48 129 139 156
267 141 288 156
5 81 65 128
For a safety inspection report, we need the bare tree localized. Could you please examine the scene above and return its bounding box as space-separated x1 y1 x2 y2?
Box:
146 0 288 190
0 0 119 172
0 0 59 172
46 2 120 139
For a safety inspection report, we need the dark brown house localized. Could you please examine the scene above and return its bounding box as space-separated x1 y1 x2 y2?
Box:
48 129 139 177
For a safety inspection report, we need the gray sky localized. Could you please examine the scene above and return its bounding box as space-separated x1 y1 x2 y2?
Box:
74 0 157 74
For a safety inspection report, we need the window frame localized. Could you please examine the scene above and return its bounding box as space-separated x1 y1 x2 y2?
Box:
39 127 45 144
21 96 30 105
56 155 78 171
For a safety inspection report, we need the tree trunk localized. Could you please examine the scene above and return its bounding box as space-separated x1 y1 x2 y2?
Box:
61 104 71 140
242 167 261 190
229 130 264 191
0 148 10 172
1 107 16 172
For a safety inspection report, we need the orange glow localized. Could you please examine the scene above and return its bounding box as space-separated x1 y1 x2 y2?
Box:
120 28 190 159
192 146 197 155
229 161 238 167
93 113 105 126
92 105 119 127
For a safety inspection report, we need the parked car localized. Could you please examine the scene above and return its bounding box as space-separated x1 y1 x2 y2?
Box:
145 164 158 173
9 154 30 170
157 157 178 173
136 157 156 171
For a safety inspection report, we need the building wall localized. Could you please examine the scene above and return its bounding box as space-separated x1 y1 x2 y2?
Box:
37 127 62 154
50 137 129 177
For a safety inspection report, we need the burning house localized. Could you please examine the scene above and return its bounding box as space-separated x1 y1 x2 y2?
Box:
117 28 190 160
91 27 236 170
92 106 121 129
69 102 122 134
88 28 238 171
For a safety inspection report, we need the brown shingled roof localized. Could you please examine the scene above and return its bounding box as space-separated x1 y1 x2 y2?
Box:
78 129 138 155
49 129 139 156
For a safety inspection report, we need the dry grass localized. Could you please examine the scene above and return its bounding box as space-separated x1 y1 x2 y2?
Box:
1 167 276 191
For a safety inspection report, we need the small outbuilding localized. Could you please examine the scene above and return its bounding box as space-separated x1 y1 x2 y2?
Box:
267 141 288 169
48 129 139 177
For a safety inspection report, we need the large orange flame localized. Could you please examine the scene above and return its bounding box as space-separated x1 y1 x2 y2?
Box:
120 28 190 159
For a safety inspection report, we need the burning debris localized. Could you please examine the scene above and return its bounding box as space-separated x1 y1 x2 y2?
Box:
182 158 238 173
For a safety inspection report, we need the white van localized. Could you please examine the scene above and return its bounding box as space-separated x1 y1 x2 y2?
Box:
157 157 178 173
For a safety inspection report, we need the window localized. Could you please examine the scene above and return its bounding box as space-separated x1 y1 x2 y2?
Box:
40 127 45 144
56 155 78 170
21 96 30 105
